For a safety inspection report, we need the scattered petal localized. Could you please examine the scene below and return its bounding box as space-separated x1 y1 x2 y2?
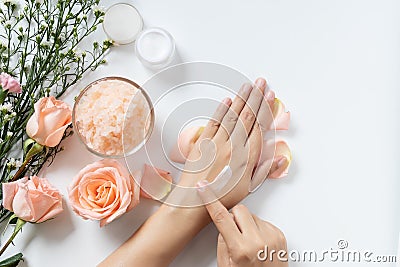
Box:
273 98 290 131
140 164 173 200
169 126 204 164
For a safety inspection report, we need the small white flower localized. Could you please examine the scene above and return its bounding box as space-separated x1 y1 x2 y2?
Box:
4 114 11 121
40 22 48 29
58 32 66 42
40 40 51 48
0 138 3 143
0 103 13 112
3 20 12 27
92 4 105 14
6 131 13 137
6 158 21 168
11 111 16 117
15 159 22 168
73 48 83 57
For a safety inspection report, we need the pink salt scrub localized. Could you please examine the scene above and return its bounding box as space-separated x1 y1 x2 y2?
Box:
73 77 153 157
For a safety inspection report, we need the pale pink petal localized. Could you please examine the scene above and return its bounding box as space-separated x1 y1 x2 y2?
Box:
169 126 204 163
0 73 22 93
268 140 292 179
273 98 290 131
28 190 61 223
36 200 63 223
44 124 69 147
1 178 28 212
140 164 172 200
12 183 34 221
26 101 42 139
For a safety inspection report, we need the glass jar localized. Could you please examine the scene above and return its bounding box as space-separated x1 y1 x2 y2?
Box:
72 77 154 158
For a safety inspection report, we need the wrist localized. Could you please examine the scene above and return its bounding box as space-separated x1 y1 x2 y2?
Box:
157 201 210 231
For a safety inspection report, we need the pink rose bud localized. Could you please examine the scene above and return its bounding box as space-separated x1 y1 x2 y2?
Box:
26 96 72 147
0 72 22 93
2 176 63 223
68 159 140 227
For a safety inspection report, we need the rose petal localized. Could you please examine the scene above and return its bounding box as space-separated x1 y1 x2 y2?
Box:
1 178 28 212
268 140 292 179
273 98 290 131
140 164 172 200
169 126 204 164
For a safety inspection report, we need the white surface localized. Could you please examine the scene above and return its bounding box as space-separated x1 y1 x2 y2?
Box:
4 0 400 266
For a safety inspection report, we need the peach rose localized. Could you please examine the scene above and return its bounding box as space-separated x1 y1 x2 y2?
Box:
0 72 22 93
68 159 140 227
26 96 72 147
2 176 63 223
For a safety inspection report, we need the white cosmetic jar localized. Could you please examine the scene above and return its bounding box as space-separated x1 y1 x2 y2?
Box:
135 27 176 69
102 3 144 45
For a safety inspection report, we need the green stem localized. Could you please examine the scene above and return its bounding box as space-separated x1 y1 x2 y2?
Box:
0 218 25 257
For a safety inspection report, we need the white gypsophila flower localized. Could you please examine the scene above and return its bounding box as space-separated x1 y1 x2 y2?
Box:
6 158 21 168
92 4 105 14
14 159 22 168
4 114 11 121
73 48 83 57
40 40 51 49
6 131 13 137
11 111 16 117
0 103 13 112
0 138 3 143
40 22 48 29
3 20 12 28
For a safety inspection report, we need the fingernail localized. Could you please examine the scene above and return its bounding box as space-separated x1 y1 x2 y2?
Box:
241 83 252 93
196 180 209 192
256 78 266 88
222 97 232 105
277 157 287 168
266 90 275 102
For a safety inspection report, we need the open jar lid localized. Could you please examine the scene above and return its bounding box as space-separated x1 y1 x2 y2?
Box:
102 3 144 45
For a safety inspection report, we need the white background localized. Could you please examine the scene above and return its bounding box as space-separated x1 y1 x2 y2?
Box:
4 0 400 266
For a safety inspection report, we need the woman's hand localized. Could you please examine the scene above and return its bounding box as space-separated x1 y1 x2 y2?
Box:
197 182 288 267
173 78 275 209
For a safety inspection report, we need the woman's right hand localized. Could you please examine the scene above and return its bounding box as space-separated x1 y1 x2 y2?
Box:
197 182 288 267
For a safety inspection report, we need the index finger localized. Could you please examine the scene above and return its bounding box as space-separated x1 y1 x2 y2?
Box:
196 180 241 246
